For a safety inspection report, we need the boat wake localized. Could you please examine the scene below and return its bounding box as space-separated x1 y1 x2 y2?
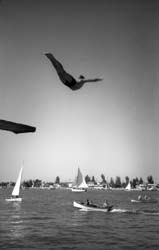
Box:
111 208 133 213
111 208 159 215
137 210 159 215
80 208 109 212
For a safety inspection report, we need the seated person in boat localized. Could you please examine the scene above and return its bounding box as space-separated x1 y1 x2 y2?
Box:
12 195 19 198
87 199 91 206
144 195 149 200
86 199 97 207
103 200 109 208
138 195 142 201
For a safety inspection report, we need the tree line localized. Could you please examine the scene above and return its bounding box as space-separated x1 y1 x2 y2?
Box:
85 174 155 188
0 174 155 189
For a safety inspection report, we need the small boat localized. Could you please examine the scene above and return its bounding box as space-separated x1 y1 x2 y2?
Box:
72 188 86 192
73 201 113 212
71 168 88 192
125 182 133 191
131 199 157 203
6 167 23 202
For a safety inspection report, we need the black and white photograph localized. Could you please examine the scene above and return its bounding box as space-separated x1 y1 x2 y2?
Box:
0 0 159 249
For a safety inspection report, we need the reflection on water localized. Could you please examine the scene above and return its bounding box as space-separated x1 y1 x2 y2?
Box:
12 201 21 211
10 222 24 239
8 202 25 239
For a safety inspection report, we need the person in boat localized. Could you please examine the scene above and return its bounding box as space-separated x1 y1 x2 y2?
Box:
87 199 90 206
138 195 142 201
12 195 18 198
86 199 97 207
103 200 109 208
144 194 149 200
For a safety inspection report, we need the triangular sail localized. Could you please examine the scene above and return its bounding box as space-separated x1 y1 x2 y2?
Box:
125 182 131 190
12 167 23 197
76 168 83 187
74 168 88 188
78 179 88 188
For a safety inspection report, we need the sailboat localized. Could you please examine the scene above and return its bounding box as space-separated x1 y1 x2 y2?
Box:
72 168 88 192
125 182 132 191
6 167 23 202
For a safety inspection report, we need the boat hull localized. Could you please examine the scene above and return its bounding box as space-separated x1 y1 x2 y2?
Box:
71 188 87 192
131 199 157 203
73 201 113 212
5 197 22 202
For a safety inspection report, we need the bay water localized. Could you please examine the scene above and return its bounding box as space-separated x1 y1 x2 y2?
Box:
0 188 159 249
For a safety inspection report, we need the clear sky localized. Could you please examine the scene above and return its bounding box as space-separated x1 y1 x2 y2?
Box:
0 0 159 183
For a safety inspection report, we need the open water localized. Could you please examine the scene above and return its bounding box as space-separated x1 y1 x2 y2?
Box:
0 188 159 250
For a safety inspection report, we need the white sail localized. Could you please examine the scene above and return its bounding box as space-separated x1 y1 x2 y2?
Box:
12 167 23 197
72 168 88 191
78 178 88 189
125 182 131 191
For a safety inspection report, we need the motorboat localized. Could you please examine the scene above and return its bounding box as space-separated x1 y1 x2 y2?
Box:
73 201 113 212
131 198 157 203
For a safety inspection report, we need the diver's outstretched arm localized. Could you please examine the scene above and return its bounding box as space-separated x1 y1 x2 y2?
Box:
78 78 103 83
